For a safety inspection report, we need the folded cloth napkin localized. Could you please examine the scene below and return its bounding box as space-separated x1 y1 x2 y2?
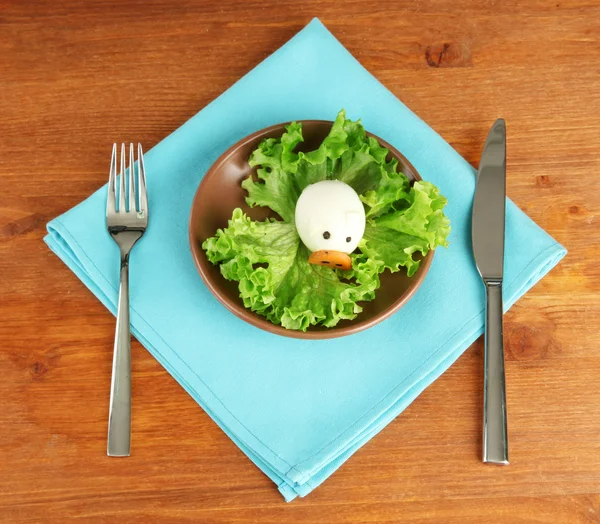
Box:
45 19 566 501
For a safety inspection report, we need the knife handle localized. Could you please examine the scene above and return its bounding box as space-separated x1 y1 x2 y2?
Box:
483 281 509 465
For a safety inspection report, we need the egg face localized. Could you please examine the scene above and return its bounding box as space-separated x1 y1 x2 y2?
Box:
295 180 366 254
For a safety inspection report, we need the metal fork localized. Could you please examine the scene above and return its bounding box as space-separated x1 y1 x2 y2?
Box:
106 143 148 457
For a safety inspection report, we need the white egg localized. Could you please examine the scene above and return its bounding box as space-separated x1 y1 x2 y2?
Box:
295 180 366 253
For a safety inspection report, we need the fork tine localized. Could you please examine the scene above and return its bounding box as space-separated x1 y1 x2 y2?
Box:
119 143 126 213
128 143 136 212
106 143 117 215
137 143 148 214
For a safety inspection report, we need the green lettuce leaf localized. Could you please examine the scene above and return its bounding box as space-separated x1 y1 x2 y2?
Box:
203 208 381 330
242 121 303 222
360 226 429 278
375 181 451 249
203 110 451 331
360 181 451 277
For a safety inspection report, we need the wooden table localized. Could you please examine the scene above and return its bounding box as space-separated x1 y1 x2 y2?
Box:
1 1 599 522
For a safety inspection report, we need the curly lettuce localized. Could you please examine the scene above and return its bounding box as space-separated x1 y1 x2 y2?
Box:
203 110 450 331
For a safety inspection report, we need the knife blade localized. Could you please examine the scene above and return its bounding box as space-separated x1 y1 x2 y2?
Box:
472 118 509 465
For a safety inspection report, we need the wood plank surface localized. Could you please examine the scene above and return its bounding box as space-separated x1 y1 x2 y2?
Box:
1 0 599 522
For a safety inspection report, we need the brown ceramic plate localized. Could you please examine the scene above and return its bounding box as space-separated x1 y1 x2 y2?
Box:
189 121 433 339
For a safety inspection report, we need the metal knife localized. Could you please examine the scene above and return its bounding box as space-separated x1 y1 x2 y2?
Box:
472 118 509 465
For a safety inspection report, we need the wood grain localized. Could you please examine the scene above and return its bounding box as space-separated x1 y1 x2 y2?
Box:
1 0 599 522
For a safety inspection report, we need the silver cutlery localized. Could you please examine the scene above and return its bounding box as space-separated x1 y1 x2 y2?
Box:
106 143 148 457
472 119 509 465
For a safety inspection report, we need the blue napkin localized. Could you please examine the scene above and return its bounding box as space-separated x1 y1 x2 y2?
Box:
45 19 566 501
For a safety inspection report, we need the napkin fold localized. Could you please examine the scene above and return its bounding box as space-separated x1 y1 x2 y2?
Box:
45 19 566 501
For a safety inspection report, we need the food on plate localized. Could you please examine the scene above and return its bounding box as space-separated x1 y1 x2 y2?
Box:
203 110 451 331
295 180 365 270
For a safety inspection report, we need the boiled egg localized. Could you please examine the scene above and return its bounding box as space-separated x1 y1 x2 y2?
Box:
294 180 366 270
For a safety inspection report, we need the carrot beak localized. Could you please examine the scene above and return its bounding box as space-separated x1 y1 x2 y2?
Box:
308 250 352 271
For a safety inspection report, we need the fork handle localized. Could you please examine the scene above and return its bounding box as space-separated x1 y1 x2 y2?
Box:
483 281 509 465
107 253 132 457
